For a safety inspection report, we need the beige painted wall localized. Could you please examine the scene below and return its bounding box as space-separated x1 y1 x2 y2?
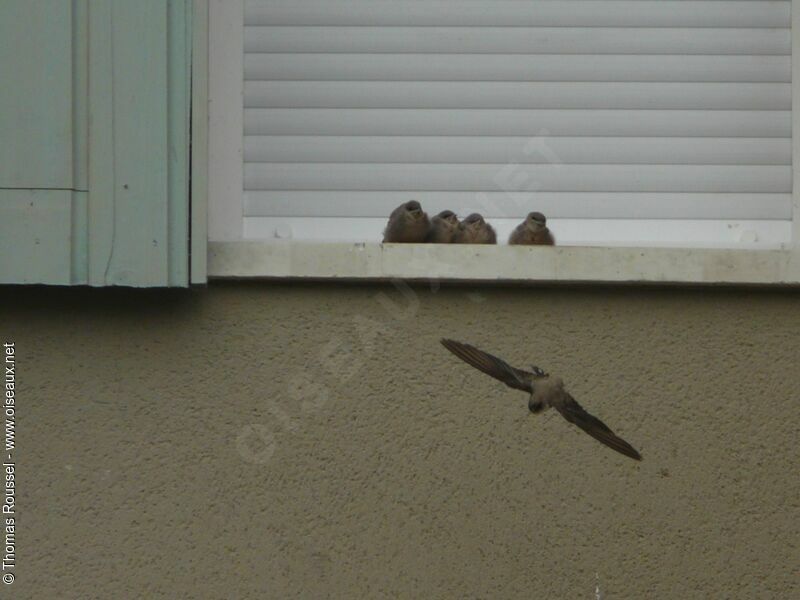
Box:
4 282 800 598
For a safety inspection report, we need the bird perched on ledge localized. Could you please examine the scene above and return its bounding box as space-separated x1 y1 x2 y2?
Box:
508 211 555 246
454 213 497 244
440 339 642 460
383 200 430 243
426 210 460 243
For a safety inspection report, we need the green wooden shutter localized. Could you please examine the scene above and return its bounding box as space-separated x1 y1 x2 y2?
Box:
0 0 200 286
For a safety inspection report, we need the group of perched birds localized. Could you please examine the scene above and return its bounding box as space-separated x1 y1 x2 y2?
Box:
382 200 555 246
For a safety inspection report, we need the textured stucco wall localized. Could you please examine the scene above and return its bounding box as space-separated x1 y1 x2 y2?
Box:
3 282 800 598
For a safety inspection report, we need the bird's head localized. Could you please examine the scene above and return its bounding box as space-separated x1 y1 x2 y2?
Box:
461 213 486 232
529 365 549 378
525 211 547 233
436 210 459 227
404 200 426 221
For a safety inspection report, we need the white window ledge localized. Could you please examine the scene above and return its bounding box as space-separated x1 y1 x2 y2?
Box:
208 242 800 285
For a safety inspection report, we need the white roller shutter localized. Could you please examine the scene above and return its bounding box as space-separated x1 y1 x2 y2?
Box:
242 0 792 247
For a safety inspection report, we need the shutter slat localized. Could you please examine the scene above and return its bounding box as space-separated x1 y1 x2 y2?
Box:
244 164 791 193
244 191 793 220
243 216 792 248
244 26 789 55
244 109 790 137
244 1 789 28
245 54 789 83
245 82 790 110
244 136 791 166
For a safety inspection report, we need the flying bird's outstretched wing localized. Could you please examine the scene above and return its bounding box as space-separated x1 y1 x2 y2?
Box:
440 338 533 392
554 393 642 461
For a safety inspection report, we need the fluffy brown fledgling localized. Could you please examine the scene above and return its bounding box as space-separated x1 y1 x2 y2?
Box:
382 200 430 243
454 213 496 244
425 210 460 243
440 339 642 461
508 211 555 246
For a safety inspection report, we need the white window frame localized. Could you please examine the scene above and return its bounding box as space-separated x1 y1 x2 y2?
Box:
205 0 800 285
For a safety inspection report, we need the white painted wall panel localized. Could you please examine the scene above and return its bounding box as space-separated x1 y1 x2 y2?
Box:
242 0 792 246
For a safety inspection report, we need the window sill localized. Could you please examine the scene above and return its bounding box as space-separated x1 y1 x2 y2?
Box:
208 241 800 286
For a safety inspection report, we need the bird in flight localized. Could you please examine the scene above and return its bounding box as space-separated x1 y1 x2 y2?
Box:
440 339 642 460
